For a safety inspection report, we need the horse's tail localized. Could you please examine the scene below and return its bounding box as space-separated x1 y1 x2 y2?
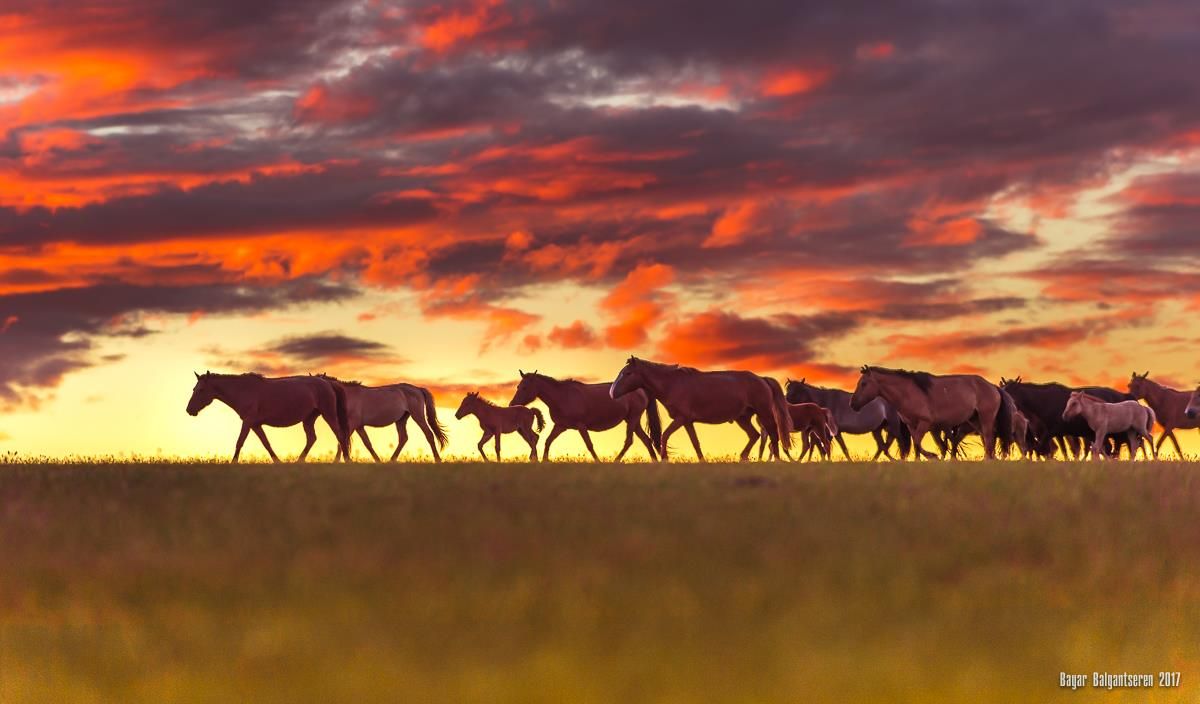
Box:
1145 405 1158 435
994 387 1015 458
645 395 663 450
824 410 839 438
420 387 448 449
330 378 351 454
896 420 912 459
764 377 793 452
530 407 545 433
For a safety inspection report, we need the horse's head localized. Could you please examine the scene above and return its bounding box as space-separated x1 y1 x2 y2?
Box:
609 357 645 399
186 371 216 416
509 371 540 406
1128 371 1151 398
785 379 812 404
455 392 479 419
1062 391 1083 421
1186 385 1200 419
849 368 879 411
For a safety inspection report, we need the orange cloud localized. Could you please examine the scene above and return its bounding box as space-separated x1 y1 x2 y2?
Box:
759 68 830 97
600 263 675 348
547 320 600 349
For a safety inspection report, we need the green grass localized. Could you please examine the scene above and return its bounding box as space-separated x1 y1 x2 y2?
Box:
2 461 1200 703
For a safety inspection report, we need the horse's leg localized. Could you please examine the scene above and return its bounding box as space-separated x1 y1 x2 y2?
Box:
577 429 601 462
232 422 250 463
911 423 939 460
614 424 635 462
410 411 442 463
871 429 887 461
1126 430 1140 461
541 424 566 462
297 415 318 462
735 415 760 462
757 431 767 461
477 432 492 461
629 422 658 461
834 433 853 461
493 432 501 461
684 423 706 462
251 425 281 463
659 419 686 460
357 428 382 463
390 418 410 462
1168 430 1184 459
519 425 538 461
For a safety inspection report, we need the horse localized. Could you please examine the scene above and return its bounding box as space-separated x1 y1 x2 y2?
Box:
1012 409 1034 459
850 366 1013 460
609 357 793 461
785 379 910 460
1062 391 1157 460
757 402 839 461
318 376 447 462
508 370 661 462
1128 372 1197 458
1000 378 1135 459
455 392 543 461
186 371 349 463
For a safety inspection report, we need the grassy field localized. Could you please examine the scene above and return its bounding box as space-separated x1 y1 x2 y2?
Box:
2 460 1199 703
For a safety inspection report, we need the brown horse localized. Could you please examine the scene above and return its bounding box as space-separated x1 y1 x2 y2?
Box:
509 370 661 461
186 371 349 463
609 357 792 461
849 366 1012 460
455 392 543 461
1062 391 1156 460
758 402 839 461
1128 372 1197 458
319 376 447 462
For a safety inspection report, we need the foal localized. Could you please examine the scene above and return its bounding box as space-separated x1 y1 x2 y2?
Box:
455 392 543 461
1062 392 1157 460
757 403 839 461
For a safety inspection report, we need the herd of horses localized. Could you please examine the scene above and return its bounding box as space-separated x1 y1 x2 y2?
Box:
185 362 1200 463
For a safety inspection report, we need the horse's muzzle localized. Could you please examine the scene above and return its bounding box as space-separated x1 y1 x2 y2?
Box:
187 408 198 417
1187 409 1197 419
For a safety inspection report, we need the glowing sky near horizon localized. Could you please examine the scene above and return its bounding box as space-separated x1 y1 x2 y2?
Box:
1 0 1200 460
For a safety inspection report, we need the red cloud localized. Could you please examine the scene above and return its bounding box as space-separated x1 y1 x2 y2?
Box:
547 320 600 349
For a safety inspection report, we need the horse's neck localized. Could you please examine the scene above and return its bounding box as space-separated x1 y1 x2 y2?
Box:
878 376 921 409
213 377 257 414
643 367 680 398
1144 382 1183 408
534 378 568 406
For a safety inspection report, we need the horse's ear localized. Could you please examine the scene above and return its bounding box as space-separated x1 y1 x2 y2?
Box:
519 369 525 377
194 371 200 379
859 365 869 373
800 377 806 384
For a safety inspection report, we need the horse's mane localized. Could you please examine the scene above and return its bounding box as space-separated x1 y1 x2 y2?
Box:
466 391 498 407
313 373 362 386
632 357 701 375
863 365 935 392
526 372 587 386
203 371 264 380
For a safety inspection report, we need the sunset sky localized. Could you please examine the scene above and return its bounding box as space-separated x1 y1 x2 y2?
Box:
2 0 1199 460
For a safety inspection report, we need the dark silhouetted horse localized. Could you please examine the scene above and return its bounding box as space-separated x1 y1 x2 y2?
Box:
609 357 792 461
186 372 349 463
509 370 661 461
786 379 910 460
850 366 1013 460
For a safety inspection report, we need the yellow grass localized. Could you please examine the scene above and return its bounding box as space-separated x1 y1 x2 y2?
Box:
2 460 1199 703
